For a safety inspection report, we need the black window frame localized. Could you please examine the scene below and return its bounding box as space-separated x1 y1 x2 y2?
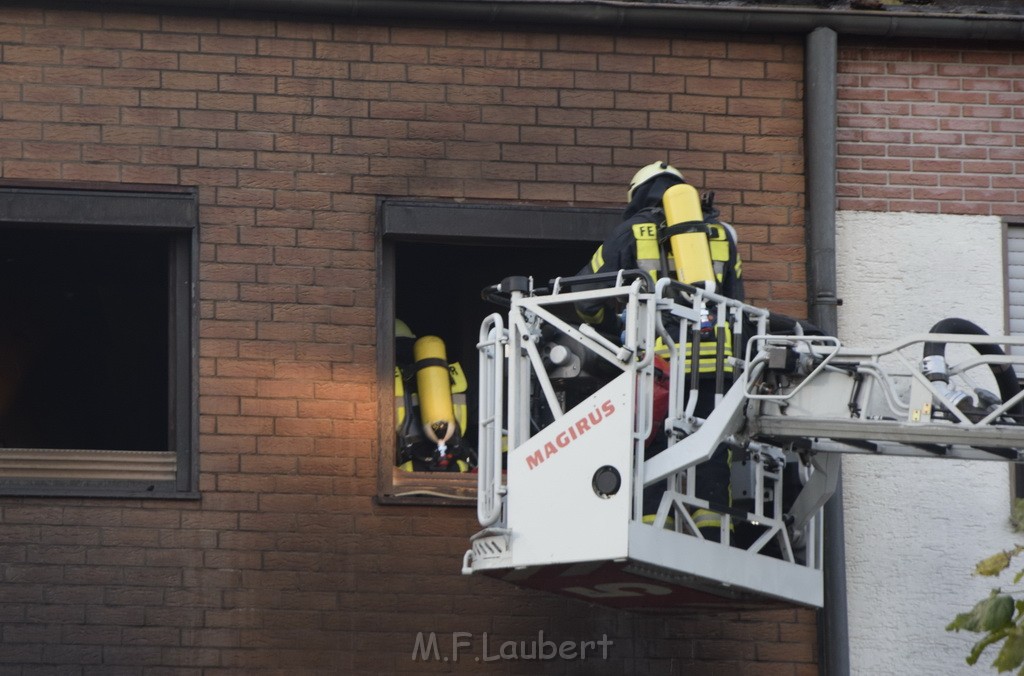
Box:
0 181 198 499
376 198 618 505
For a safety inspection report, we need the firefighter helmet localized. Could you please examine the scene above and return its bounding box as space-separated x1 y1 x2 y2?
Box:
395 318 416 340
627 161 685 202
395 318 417 366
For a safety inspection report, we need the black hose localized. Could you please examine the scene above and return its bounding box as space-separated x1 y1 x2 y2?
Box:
546 269 652 293
767 312 826 336
924 317 1023 417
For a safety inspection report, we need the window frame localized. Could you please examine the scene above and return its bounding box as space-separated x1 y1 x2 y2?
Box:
0 181 198 499
376 198 619 505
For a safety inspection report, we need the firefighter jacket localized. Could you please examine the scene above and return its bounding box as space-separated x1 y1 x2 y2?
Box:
576 177 744 373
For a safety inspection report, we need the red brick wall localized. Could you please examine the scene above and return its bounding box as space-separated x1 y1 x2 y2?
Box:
837 40 1024 217
0 7 818 674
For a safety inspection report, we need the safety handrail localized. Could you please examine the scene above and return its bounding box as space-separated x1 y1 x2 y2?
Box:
476 313 506 527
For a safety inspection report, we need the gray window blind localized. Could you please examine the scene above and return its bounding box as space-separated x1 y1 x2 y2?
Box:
1008 224 1024 357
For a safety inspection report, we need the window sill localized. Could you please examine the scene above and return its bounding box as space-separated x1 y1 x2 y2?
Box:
377 467 478 506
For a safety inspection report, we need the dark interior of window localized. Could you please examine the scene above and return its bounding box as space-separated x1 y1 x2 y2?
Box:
394 238 598 457
0 226 170 452
379 200 618 500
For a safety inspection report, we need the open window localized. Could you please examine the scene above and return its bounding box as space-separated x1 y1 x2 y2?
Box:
377 199 618 504
0 183 197 497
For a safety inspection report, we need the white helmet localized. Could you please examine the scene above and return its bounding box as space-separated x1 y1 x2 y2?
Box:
627 161 684 202
395 318 416 340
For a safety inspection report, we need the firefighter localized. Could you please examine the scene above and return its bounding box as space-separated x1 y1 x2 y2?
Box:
576 161 744 541
394 319 473 472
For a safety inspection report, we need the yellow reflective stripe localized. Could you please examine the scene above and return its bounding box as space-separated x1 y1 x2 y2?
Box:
394 367 406 429
635 258 660 273
632 222 661 268
641 514 676 528
708 224 730 284
693 509 735 531
590 244 605 273
654 340 671 360
710 242 729 283
654 325 734 372
453 394 468 435
689 330 732 355
715 224 741 278
692 508 721 528
632 221 732 283
632 221 667 283
578 306 605 325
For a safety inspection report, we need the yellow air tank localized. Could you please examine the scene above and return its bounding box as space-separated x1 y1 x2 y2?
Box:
662 182 715 292
413 335 457 451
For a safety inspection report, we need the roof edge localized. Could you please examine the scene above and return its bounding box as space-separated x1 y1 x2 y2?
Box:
32 0 1024 41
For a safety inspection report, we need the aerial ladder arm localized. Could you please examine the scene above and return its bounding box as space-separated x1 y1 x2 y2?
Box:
464 276 1024 610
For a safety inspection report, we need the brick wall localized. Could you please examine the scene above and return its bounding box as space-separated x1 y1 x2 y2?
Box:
837 40 1024 217
0 7 817 674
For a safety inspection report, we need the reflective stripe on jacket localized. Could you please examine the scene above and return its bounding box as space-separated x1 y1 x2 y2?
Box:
631 219 738 372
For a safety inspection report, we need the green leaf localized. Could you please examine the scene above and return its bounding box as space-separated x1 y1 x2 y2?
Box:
979 552 1015 577
950 612 976 633
1010 498 1024 532
949 591 1015 633
977 547 1024 577
993 631 1024 672
986 595 1017 632
969 631 1009 666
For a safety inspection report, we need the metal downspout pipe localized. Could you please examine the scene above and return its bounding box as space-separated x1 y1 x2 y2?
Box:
806 26 848 676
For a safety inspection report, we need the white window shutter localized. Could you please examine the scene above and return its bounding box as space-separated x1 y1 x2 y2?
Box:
1007 225 1024 357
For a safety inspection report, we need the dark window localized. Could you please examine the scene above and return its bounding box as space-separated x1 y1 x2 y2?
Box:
377 199 618 503
0 183 197 497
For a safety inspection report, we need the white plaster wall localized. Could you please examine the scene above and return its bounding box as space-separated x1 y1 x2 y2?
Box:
836 211 1014 675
